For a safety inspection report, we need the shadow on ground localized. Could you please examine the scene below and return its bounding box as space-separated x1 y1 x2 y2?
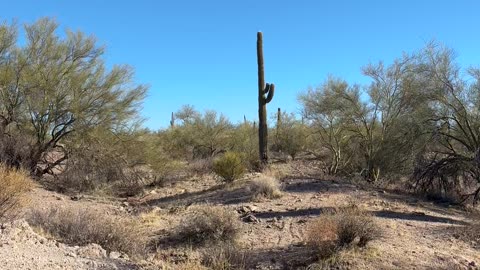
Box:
372 210 469 225
244 244 318 269
141 184 252 208
251 207 468 225
282 177 358 194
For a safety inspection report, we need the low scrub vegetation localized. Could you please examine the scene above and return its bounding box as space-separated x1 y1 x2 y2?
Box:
201 244 247 270
306 206 381 259
27 207 148 257
177 205 242 246
212 152 246 182
0 165 33 221
249 176 282 200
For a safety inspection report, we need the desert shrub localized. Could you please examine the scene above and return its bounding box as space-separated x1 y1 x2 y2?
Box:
306 214 339 259
336 208 381 247
229 123 260 170
307 207 381 259
178 205 241 246
187 158 214 177
201 244 247 270
213 152 246 182
0 128 34 170
27 207 148 257
249 176 282 200
0 165 33 221
51 131 147 196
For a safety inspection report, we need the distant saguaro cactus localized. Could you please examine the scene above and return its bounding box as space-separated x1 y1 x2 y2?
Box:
276 107 281 148
257 32 275 165
170 112 175 128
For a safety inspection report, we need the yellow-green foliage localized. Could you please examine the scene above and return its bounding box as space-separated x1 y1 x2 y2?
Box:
0 165 33 220
213 152 246 182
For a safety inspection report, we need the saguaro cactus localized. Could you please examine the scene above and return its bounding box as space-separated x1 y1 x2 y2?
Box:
170 112 175 128
257 32 275 165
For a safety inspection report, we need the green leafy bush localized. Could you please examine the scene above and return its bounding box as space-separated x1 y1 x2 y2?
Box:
213 152 246 182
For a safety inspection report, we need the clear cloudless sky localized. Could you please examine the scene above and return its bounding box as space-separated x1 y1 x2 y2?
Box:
1 1 480 129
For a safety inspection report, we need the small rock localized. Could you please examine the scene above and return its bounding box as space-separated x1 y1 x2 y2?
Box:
243 214 259 223
70 195 82 201
109 251 122 259
266 225 272 228
66 252 77 258
122 202 130 207
469 261 476 267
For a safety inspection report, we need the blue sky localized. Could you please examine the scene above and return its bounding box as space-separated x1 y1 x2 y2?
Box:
1 1 479 129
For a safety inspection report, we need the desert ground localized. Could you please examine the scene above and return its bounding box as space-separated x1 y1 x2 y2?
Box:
1 160 478 270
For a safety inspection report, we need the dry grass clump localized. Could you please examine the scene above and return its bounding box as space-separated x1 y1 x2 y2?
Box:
249 176 282 200
212 152 246 182
0 165 33 221
306 206 381 259
27 207 148 257
201 244 247 270
177 205 242 246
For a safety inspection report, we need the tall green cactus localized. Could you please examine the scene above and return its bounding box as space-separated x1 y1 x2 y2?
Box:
257 32 275 165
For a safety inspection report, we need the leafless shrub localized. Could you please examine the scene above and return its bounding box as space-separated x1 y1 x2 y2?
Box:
177 205 241 246
249 176 282 200
27 207 148 257
0 130 33 170
53 145 145 196
306 206 381 259
201 244 247 270
187 158 214 177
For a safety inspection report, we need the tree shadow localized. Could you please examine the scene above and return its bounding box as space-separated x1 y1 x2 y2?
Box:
244 244 318 269
282 177 357 194
253 207 336 220
141 184 252 208
371 210 469 225
376 190 469 218
250 206 468 226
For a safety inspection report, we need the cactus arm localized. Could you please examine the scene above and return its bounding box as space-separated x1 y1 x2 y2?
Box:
265 83 275 103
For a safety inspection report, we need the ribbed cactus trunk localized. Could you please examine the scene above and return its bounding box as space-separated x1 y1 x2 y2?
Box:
257 32 275 165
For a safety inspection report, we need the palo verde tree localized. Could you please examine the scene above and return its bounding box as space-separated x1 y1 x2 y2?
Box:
0 18 147 176
412 43 480 203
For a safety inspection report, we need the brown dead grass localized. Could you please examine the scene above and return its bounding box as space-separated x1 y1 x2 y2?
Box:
307 206 382 259
201 244 247 270
249 176 283 201
27 207 149 257
0 165 33 221
177 205 242 246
